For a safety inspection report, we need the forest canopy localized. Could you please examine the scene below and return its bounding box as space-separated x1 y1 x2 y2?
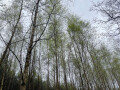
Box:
0 0 120 90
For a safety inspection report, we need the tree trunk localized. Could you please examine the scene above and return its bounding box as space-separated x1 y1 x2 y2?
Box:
20 0 40 90
0 74 4 90
47 57 50 90
0 0 23 67
47 41 50 90
55 31 59 90
63 70 68 90
20 84 26 90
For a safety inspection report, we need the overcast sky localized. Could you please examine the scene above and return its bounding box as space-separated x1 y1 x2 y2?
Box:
66 0 103 22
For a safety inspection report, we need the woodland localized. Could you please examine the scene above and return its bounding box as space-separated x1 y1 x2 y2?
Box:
0 0 120 90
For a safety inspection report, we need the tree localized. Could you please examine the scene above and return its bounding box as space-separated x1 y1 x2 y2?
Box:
93 0 120 36
67 15 91 90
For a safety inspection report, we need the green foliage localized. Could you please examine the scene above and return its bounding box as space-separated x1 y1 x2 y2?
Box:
67 15 89 33
72 58 81 69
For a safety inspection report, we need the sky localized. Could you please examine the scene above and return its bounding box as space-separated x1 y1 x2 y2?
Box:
68 0 94 21
66 0 102 22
